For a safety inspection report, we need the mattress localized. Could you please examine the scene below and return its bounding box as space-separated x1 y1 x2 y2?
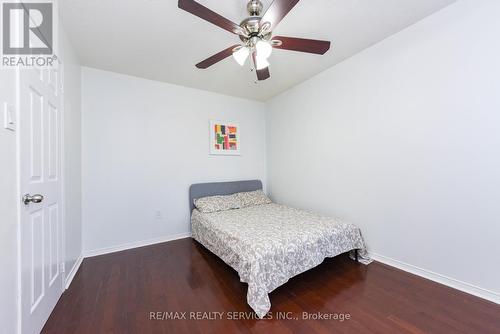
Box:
191 203 368 318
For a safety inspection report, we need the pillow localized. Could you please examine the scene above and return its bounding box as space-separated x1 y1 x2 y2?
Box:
236 190 272 208
194 193 241 213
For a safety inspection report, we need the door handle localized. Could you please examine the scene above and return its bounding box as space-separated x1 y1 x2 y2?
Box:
23 194 44 205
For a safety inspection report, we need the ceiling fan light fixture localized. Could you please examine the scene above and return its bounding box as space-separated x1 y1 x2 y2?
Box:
255 40 272 59
180 0 331 81
255 55 270 70
233 46 250 66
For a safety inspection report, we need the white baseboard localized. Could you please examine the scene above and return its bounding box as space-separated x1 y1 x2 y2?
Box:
83 232 191 258
369 252 500 305
64 254 84 290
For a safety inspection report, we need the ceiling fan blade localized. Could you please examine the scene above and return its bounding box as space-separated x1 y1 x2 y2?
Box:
272 36 331 55
252 52 271 81
178 0 243 35
196 45 240 69
261 0 300 30
256 67 270 81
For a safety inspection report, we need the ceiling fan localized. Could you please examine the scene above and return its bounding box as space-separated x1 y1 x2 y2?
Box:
178 0 331 81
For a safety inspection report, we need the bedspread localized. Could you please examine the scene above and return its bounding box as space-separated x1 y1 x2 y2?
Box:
191 203 369 318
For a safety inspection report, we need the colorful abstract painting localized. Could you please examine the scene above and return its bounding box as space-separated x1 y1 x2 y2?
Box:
210 121 240 155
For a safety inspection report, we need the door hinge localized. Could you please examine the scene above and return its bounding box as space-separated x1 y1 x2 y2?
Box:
61 262 65 273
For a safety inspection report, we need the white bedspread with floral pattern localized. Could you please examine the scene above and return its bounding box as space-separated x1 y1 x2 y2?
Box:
191 203 369 318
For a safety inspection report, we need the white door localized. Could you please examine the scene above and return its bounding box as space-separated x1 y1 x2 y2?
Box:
19 63 63 334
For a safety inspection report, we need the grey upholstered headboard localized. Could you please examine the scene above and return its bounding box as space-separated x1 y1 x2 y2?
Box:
189 180 263 213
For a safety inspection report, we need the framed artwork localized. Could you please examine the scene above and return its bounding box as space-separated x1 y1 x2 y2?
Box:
210 120 240 155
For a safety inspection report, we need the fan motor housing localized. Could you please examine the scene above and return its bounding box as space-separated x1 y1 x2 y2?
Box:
240 16 261 35
239 1 272 44
239 15 272 44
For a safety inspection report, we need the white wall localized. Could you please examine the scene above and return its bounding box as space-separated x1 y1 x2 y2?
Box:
82 68 267 253
59 28 83 282
0 68 19 334
267 0 500 301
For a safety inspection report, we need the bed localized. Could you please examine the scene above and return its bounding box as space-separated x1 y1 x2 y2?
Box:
189 180 369 318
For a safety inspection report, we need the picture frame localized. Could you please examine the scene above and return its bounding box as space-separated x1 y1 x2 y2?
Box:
209 120 241 156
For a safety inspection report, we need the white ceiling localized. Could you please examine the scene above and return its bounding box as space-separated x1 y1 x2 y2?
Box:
60 0 456 101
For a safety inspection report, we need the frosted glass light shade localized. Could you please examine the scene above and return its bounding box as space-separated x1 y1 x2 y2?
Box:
255 55 270 70
232 46 250 66
256 40 272 59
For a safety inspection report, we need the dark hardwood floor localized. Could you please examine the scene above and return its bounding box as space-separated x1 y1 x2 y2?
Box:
43 238 500 334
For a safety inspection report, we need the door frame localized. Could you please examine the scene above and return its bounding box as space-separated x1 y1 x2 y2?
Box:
59 62 67 290
15 62 66 333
